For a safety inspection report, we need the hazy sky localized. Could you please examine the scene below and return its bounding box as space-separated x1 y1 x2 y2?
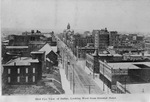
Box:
1 0 150 33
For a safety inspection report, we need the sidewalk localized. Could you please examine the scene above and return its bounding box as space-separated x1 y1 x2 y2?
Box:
77 60 112 94
59 63 73 94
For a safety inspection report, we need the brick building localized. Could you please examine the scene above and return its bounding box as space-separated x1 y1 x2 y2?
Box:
73 35 94 48
93 28 109 51
3 57 42 85
109 31 119 46
86 52 150 93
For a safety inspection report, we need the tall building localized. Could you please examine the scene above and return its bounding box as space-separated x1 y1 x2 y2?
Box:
63 23 74 44
109 31 119 46
93 28 109 51
73 34 94 48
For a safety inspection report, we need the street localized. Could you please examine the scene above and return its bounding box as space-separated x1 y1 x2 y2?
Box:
56 36 104 94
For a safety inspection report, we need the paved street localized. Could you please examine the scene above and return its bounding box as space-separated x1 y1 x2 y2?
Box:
56 36 104 94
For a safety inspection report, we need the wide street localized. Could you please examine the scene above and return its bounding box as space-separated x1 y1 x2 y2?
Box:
56 36 104 94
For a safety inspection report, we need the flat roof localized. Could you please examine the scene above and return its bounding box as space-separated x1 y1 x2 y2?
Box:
126 83 150 93
29 41 46 44
3 57 39 66
31 51 45 54
113 54 122 56
2 40 9 43
108 62 150 69
98 54 113 56
6 46 28 49
108 63 139 69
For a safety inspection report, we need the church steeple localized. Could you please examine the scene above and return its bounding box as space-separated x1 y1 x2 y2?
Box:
67 23 70 29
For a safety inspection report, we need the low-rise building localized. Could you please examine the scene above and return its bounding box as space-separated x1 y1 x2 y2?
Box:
38 43 58 73
86 52 150 93
3 57 42 85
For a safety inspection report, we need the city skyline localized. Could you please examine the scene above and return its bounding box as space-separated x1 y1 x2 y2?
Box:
1 0 150 34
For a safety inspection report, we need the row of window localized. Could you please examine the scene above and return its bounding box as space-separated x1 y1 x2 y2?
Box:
8 76 35 83
8 68 35 74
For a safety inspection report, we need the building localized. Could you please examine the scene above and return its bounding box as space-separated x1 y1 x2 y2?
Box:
63 23 74 45
109 31 119 46
145 37 150 54
86 50 100 74
107 62 150 93
72 34 94 48
77 44 96 58
86 52 150 93
8 33 46 46
3 30 48 62
30 51 45 73
93 28 109 51
38 43 58 73
46 50 58 66
2 46 30 64
3 57 42 85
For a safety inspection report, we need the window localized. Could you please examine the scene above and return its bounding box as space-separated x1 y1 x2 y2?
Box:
33 76 35 82
17 76 20 82
26 68 28 73
18 68 20 74
8 69 11 74
26 76 28 82
8 77 11 83
33 68 35 73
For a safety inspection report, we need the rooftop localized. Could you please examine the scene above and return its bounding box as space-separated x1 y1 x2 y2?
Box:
6 46 28 49
126 83 150 93
39 43 57 55
31 51 45 54
2 40 9 43
3 57 39 66
29 41 46 45
108 62 150 69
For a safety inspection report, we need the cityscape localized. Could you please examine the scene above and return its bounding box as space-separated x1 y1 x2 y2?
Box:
2 23 150 95
1 0 150 96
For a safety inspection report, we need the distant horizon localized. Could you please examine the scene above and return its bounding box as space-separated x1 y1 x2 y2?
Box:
2 0 150 35
1 27 150 36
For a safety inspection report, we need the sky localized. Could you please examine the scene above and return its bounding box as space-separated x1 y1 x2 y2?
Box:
1 0 150 33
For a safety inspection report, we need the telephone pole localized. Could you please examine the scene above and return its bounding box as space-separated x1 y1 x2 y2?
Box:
84 85 95 94
77 46 78 60
103 63 105 91
125 77 127 94
72 64 75 94
66 54 68 79
62 49 64 69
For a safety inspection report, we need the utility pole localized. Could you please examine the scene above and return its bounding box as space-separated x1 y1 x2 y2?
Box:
77 46 78 60
84 85 95 94
103 63 105 91
62 49 64 69
125 77 127 94
66 54 68 79
70 73 72 90
72 64 75 94
93 68 95 79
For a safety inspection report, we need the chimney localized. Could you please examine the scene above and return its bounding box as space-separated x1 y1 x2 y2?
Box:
31 30 34 34
105 28 108 32
14 62 16 66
